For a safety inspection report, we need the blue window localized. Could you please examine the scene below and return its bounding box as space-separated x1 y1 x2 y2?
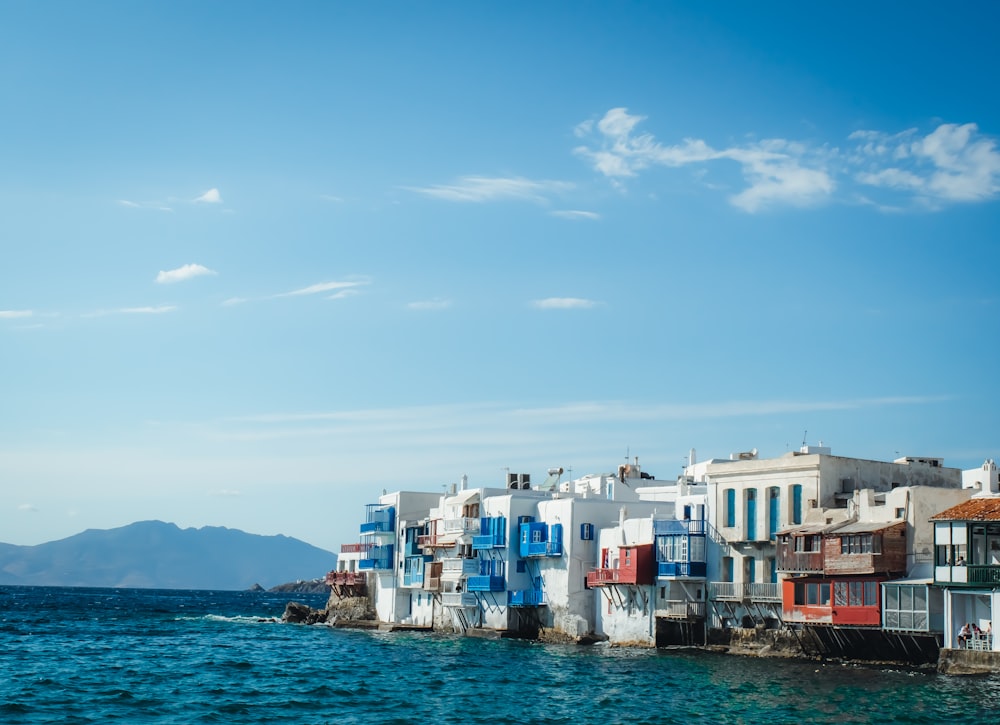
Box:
516 560 526 573
791 484 803 525
580 523 594 540
725 488 736 527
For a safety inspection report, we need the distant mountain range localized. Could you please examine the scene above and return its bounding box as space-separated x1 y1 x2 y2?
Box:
0 520 338 591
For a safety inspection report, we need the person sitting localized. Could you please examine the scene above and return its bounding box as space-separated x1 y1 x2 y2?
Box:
959 623 971 648
956 556 966 566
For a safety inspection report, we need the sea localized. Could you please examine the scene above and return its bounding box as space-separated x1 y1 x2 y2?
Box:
1 587 998 725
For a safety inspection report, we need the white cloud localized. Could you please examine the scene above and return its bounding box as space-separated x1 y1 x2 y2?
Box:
222 297 248 307
574 107 834 211
0 310 33 319
408 298 452 311
121 305 178 315
576 108 1000 212
194 188 223 204
156 263 217 284
532 297 598 310
848 123 1000 205
550 210 601 220
117 199 174 212
18 503 38 512
274 279 371 298
404 176 573 203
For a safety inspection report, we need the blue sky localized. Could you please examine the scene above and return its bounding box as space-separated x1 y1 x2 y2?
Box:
2 2 999 554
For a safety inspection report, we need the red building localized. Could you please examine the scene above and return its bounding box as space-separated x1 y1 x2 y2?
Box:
780 520 906 626
586 543 655 587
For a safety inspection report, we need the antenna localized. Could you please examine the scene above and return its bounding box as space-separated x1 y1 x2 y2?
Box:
801 430 808 447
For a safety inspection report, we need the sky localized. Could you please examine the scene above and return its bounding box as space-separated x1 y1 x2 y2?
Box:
2 2 999 554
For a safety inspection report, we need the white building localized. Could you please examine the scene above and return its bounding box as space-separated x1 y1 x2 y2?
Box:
703 444 963 629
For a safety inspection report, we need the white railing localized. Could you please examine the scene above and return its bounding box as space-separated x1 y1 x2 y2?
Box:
440 558 479 577
440 592 478 608
442 517 481 535
709 582 781 603
655 601 706 619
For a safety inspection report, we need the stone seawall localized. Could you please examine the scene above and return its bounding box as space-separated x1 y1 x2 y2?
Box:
937 648 1000 675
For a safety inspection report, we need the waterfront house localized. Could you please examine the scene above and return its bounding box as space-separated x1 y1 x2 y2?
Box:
705 446 963 632
931 465 1000 654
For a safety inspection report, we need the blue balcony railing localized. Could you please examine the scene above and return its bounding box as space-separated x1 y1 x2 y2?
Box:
466 575 505 592
360 504 395 535
358 544 394 571
657 561 707 578
473 516 507 550
508 589 545 607
653 519 706 535
521 541 563 557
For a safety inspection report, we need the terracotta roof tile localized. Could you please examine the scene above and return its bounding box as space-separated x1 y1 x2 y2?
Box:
929 497 1000 521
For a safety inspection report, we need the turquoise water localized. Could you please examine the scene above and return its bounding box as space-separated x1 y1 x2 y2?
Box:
2 586 998 724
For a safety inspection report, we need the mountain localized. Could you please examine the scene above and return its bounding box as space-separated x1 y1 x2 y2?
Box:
0 520 337 591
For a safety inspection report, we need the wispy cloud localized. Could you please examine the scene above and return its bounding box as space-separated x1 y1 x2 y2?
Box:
0 310 33 319
550 210 601 220
117 199 174 212
18 503 38 512
532 297 599 310
273 278 371 299
575 107 1000 212
404 176 573 203
121 305 178 315
83 305 178 318
849 123 1000 205
408 298 452 311
156 263 217 284
194 188 223 204
574 107 834 212
222 297 248 307
212 395 950 443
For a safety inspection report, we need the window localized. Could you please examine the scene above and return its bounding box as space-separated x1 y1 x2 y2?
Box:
725 489 736 527
791 484 803 525
722 556 734 582
797 582 830 606
794 534 822 553
841 534 874 554
580 523 594 540
516 560 526 573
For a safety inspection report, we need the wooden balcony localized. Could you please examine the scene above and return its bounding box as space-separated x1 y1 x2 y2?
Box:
655 601 706 619
586 567 645 587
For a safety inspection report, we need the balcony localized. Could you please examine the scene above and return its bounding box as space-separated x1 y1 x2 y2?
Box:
340 543 372 554
586 567 645 587
403 571 425 587
655 601 706 619
657 561 707 578
442 517 481 535
776 550 824 574
466 575 505 592
508 589 546 607
654 519 706 536
358 545 394 571
709 582 781 603
441 592 478 608
417 534 451 548
325 571 364 587
440 558 479 578
424 575 441 592
360 504 395 535
474 516 507 550
936 564 1000 586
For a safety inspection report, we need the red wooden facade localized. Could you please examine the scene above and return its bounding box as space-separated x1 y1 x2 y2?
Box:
782 576 886 625
781 521 905 626
586 543 655 587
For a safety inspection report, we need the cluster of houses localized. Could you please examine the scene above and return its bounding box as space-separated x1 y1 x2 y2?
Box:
325 444 1000 668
